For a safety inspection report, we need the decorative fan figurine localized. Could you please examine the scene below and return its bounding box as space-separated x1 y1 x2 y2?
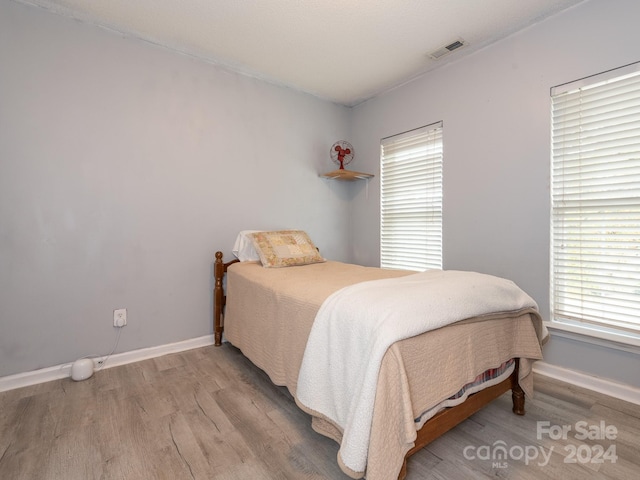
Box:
330 140 355 170
321 140 372 181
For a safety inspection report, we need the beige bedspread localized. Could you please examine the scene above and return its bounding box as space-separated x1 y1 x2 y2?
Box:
223 261 545 480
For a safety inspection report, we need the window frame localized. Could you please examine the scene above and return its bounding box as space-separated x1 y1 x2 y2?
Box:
550 62 640 347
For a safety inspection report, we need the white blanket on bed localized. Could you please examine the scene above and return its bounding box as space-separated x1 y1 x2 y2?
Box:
295 269 538 477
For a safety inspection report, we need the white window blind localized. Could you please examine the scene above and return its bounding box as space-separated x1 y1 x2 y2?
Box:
381 122 443 271
551 64 640 335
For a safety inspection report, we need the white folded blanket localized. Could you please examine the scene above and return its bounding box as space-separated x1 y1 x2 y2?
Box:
296 269 538 477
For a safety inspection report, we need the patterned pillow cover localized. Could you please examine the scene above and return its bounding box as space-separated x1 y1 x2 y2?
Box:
251 230 325 267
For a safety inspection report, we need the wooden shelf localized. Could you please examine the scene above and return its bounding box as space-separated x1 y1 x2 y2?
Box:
320 169 374 181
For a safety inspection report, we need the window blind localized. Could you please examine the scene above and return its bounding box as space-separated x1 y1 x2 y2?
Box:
380 122 443 271
551 65 640 334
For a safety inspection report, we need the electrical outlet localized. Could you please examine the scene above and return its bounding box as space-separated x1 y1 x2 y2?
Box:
113 308 127 327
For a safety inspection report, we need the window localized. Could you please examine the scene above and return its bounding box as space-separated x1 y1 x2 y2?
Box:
551 63 640 342
380 122 443 271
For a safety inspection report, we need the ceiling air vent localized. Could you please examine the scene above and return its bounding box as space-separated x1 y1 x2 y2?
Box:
429 38 466 60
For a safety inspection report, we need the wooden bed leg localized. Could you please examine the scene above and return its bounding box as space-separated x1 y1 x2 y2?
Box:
214 251 225 346
512 384 525 415
397 458 408 480
511 358 525 415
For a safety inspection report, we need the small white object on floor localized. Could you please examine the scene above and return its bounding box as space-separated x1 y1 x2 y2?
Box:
70 358 94 381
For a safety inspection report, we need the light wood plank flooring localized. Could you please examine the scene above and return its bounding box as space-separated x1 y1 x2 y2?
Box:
1 344 638 479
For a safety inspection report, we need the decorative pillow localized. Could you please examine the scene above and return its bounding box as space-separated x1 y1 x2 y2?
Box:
251 230 325 268
232 230 262 262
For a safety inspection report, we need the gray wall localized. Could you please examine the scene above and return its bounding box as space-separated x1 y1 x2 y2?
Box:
0 0 353 376
351 0 640 387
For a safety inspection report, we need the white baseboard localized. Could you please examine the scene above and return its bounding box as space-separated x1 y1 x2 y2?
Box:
0 334 215 393
533 361 640 406
4 342 639 407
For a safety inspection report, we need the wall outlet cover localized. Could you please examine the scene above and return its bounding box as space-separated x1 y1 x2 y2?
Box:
113 308 127 327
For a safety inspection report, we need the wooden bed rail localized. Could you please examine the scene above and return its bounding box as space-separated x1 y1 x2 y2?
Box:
397 358 524 479
213 251 239 346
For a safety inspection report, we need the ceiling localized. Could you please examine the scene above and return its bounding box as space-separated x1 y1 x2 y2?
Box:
23 0 584 106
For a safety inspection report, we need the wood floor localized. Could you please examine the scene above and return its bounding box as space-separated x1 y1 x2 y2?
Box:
1 344 638 479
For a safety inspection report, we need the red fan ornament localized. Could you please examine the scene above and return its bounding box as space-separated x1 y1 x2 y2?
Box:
330 141 355 170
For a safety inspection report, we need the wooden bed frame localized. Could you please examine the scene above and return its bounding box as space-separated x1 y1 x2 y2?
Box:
212 251 525 480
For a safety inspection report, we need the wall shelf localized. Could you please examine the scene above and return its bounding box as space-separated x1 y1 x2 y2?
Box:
320 169 374 181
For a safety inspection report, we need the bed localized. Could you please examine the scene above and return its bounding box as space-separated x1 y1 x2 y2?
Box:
212 231 547 480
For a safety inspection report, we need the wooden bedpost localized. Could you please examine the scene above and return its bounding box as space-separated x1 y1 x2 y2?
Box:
214 251 225 346
213 251 239 346
511 358 526 415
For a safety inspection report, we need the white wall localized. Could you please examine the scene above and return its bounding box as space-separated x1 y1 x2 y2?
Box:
351 0 640 388
0 0 353 377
